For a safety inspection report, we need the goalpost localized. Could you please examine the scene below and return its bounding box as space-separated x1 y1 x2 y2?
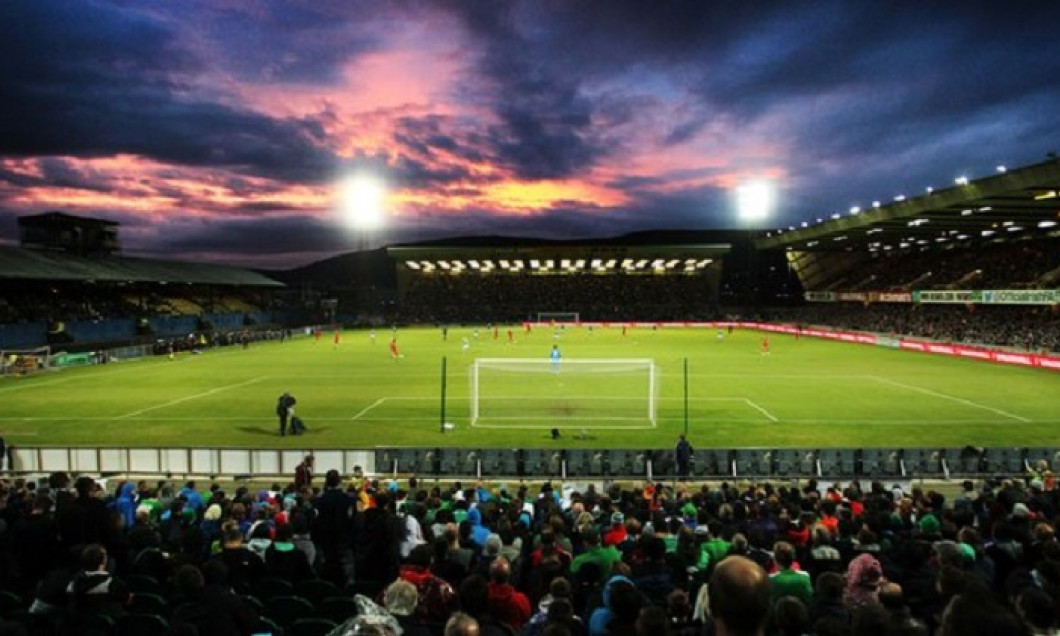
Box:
469 358 659 427
0 345 52 376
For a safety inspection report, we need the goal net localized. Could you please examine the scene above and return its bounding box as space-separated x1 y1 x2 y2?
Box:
536 312 579 324
470 358 659 427
0 346 52 376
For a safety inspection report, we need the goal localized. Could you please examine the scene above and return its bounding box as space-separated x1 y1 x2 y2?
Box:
0 346 52 376
536 312 579 324
470 358 659 427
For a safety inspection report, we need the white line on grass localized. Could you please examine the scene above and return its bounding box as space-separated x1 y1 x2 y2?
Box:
114 377 269 420
869 376 1031 423
351 398 386 420
744 399 779 422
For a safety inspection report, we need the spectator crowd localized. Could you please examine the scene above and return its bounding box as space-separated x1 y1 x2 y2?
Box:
1 462 1059 635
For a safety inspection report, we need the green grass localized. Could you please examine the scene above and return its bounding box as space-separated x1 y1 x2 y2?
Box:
4 326 1059 449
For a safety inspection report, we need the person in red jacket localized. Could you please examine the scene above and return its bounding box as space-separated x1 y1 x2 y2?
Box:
602 512 627 547
486 558 531 630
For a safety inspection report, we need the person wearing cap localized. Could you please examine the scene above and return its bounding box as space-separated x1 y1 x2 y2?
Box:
602 511 627 547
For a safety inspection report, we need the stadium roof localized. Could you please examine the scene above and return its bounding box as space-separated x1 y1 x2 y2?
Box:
756 158 1060 253
387 235 730 274
0 246 284 286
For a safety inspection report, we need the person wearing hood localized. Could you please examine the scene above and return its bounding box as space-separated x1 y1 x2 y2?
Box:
588 575 642 636
112 481 138 530
467 506 491 549
523 576 583 636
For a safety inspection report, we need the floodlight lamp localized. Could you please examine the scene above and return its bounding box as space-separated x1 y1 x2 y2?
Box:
339 173 387 230
996 165 1007 173
1040 220 1057 228
955 176 969 185
735 179 776 223
872 201 881 208
406 261 420 270
850 206 860 215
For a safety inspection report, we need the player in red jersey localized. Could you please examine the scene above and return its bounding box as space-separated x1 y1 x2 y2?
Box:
390 337 401 359
761 336 770 355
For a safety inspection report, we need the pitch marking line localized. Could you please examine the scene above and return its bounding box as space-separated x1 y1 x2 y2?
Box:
869 376 1031 423
114 377 269 420
743 399 780 422
351 398 386 421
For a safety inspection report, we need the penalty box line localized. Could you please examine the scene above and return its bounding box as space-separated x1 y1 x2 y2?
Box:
350 396 436 420
869 376 1031 423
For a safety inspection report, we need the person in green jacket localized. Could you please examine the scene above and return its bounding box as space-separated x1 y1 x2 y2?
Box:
769 541 813 607
570 527 623 585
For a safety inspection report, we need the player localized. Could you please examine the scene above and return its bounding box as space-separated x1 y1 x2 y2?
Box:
622 325 627 337
549 344 561 373
333 329 341 347
493 326 499 340
761 336 770 355
442 326 448 341
462 337 471 353
507 328 514 343
369 328 376 344
390 337 401 360
473 328 479 340
717 328 724 341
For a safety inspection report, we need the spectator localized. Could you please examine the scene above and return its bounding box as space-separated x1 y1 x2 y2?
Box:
708 556 770 636
383 579 432 636
67 543 130 618
170 562 258 636
487 557 532 630
397 544 460 623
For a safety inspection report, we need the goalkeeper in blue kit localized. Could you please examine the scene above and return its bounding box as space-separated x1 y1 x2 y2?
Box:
550 344 561 373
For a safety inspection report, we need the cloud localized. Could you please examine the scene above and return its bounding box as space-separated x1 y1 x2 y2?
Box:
0 2 338 183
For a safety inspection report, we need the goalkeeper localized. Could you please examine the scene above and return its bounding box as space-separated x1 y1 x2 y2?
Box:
549 344 561 373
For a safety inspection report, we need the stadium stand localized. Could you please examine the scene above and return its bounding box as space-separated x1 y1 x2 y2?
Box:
0 470 1049 635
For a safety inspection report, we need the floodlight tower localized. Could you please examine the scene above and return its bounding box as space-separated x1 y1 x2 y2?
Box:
734 178 776 307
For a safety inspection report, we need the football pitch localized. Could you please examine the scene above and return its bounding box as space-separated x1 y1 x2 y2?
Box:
3 326 1059 450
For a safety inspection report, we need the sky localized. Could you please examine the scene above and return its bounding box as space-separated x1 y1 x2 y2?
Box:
2 1 1059 269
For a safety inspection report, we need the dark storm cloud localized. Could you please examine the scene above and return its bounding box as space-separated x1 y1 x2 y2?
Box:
167 1 381 85
0 2 336 183
444 2 611 180
124 213 351 261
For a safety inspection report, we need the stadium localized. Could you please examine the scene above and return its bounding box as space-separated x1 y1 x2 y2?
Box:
3 159 1059 483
